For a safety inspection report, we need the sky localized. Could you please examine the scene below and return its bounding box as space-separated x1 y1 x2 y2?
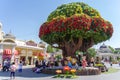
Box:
0 0 120 49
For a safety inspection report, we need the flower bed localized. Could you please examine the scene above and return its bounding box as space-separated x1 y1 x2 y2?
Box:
76 67 101 75
42 67 101 75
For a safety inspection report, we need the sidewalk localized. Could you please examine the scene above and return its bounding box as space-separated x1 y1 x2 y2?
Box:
104 62 120 69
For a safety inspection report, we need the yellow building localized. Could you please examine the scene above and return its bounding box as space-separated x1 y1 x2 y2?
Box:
0 23 46 66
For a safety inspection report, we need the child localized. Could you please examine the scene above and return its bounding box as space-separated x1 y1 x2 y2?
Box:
10 62 17 80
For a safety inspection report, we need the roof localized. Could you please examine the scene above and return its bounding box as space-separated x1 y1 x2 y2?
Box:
3 32 16 39
100 43 107 48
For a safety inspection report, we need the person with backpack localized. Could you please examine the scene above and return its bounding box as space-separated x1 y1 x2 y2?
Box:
10 62 17 80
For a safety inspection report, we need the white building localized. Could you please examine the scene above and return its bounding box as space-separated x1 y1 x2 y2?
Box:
0 22 46 66
96 43 120 61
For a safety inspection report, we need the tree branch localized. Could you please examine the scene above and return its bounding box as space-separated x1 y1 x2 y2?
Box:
71 38 76 47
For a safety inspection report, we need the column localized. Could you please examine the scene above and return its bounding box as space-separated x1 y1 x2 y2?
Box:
11 46 15 63
44 47 47 61
26 48 28 65
0 44 3 53
0 44 3 67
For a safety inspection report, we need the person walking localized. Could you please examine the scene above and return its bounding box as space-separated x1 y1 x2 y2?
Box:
10 62 17 80
18 61 23 74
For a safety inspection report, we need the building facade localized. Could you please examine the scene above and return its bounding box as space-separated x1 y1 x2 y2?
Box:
96 43 120 61
0 23 46 66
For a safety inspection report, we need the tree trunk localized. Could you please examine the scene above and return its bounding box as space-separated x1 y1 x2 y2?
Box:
62 48 76 58
62 38 82 59
80 37 94 62
80 37 94 52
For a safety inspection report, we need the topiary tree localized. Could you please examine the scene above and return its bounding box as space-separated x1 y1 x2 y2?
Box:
39 2 113 58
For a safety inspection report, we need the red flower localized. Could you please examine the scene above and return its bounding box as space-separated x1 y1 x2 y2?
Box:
64 66 71 71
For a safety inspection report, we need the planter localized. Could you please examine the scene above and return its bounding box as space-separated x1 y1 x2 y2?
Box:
42 67 101 75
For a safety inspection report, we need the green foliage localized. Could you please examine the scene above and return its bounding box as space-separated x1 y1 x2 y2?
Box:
87 48 96 57
46 45 54 53
109 56 113 62
55 54 62 60
75 50 80 55
39 2 113 45
39 2 113 56
108 46 114 53
95 64 104 67
114 50 120 54
55 48 60 52
47 2 100 21
46 44 60 53
117 57 120 61
41 29 84 44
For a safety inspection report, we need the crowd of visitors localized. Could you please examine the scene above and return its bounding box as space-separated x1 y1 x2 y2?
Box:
1 59 23 80
2 54 120 78
32 55 100 74
1 54 116 77
32 54 114 74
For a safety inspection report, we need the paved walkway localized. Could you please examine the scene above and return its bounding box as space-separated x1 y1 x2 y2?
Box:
0 64 120 80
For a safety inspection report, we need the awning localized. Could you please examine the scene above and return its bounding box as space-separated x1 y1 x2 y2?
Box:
3 49 12 55
33 52 44 57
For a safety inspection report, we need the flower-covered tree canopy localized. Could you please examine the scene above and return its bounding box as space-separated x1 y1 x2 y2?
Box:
39 2 113 58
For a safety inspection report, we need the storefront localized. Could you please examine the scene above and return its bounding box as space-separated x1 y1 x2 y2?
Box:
0 23 46 66
15 41 45 65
